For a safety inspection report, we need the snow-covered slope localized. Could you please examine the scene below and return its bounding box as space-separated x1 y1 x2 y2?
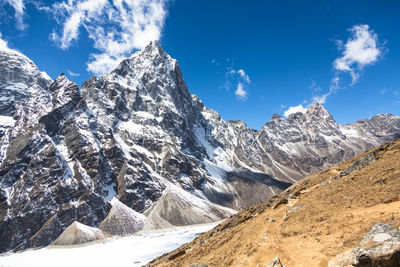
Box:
0 41 399 253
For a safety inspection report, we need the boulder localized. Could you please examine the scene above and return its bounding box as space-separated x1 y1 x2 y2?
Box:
266 257 283 267
329 224 400 267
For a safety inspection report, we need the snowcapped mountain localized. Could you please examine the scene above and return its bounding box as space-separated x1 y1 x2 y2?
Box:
0 46 52 155
0 46 52 117
0 41 399 252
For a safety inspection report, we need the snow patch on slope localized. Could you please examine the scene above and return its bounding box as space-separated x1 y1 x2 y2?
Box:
0 116 15 127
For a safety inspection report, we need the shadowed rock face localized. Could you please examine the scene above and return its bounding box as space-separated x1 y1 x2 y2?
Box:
1 41 400 253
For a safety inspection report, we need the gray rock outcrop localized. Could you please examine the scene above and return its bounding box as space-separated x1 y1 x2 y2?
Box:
329 224 400 267
266 257 283 267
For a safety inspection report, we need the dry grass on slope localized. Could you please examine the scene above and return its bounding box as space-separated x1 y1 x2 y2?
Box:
148 138 400 267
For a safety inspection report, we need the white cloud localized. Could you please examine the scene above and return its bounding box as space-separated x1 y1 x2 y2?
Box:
283 104 307 118
211 59 219 66
3 0 26 30
224 67 251 100
0 33 22 55
308 79 316 89
334 24 381 84
68 70 80 77
235 83 248 100
237 69 251 83
49 0 169 75
0 34 10 52
312 76 340 104
50 0 108 49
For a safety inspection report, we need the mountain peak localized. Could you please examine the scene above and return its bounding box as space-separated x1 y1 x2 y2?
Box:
50 73 72 91
112 40 175 78
48 73 80 108
140 40 166 57
305 102 333 120
147 40 162 49
270 113 284 121
307 102 325 111
0 47 52 116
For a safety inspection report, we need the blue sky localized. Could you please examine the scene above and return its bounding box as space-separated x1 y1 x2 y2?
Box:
1 0 399 129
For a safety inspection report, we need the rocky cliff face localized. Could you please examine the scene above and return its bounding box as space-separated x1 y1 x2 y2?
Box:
0 41 399 252
0 46 52 117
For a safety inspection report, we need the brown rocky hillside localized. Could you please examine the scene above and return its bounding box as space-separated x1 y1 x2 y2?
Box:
148 138 400 266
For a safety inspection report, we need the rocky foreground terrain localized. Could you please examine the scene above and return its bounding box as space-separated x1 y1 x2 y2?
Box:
149 138 400 266
0 40 400 253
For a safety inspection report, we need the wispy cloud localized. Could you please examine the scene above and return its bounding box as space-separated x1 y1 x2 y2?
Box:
223 68 251 100
211 59 219 66
237 69 250 83
235 83 248 100
67 70 80 77
308 79 316 89
48 0 169 75
308 79 321 92
380 88 399 96
3 0 26 30
311 76 340 104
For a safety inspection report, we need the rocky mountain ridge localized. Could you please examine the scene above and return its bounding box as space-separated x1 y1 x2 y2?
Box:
0 41 399 252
